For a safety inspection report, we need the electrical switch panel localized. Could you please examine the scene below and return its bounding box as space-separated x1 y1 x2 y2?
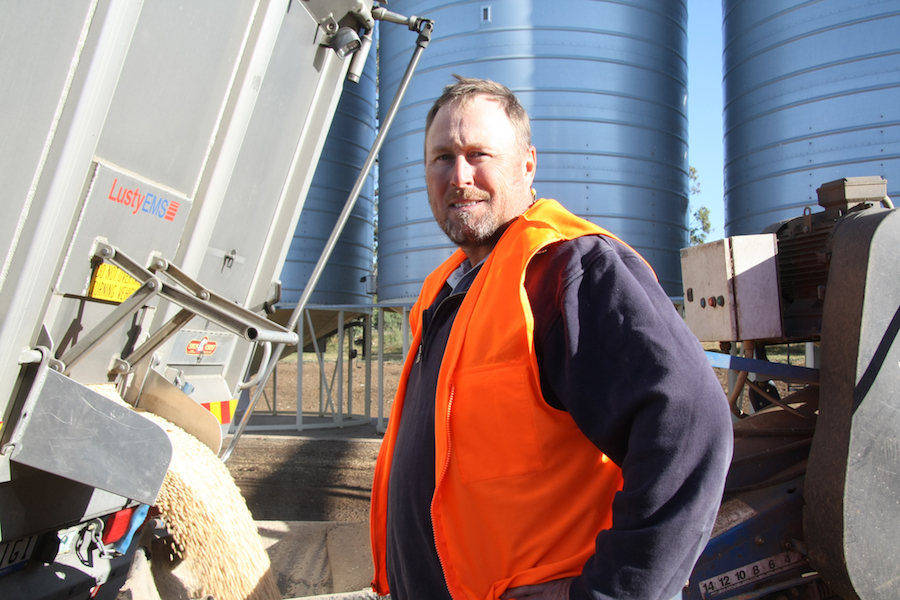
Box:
680 234 782 342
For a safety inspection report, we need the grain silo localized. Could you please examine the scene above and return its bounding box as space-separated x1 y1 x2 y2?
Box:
377 0 691 300
723 0 900 236
279 47 377 307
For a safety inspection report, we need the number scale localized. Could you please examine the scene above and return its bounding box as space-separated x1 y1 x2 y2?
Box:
699 550 806 598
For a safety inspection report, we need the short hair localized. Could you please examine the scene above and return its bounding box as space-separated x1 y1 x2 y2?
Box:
425 75 532 153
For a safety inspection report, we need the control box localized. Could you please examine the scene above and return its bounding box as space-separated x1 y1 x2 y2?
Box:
680 234 782 342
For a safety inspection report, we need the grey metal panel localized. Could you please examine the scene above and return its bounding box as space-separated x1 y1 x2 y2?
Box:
0 0 95 271
723 0 900 236
280 44 377 307
57 163 191 295
377 0 690 300
192 5 345 306
8 365 172 506
96 0 256 196
45 163 192 382
0 0 144 421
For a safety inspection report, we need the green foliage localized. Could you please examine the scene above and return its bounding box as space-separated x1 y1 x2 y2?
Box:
376 310 406 361
688 166 712 245
690 206 712 246
689 165 701 196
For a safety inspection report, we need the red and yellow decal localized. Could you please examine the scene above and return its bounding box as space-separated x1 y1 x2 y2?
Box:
186 337 217 356
201 399 238 425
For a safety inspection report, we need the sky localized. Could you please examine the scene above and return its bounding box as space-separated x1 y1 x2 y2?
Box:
687 0 725 240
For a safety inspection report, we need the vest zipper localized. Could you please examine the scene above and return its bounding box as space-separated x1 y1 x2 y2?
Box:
434 382 456 599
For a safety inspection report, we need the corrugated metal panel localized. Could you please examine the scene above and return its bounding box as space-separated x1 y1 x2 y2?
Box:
279 46 377 307
723 0 900 235
377 0 690 300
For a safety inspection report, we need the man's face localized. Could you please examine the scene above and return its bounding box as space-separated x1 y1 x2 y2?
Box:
424 95 536 262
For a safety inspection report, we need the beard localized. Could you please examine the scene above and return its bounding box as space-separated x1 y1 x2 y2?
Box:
434 188 501 247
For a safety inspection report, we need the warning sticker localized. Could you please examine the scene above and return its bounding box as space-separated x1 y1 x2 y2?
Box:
89 264 141 303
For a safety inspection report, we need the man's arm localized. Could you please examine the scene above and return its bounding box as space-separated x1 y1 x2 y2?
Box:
501 578 572 600
526 236 733 600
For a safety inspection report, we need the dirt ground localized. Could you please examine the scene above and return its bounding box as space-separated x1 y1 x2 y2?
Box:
227 352 791 524
226 359 401 523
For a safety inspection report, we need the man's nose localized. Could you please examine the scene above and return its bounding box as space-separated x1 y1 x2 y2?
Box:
450 155 474 187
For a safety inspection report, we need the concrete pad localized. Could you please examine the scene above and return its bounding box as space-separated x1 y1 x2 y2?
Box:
326 524 375 594
257 521 375 599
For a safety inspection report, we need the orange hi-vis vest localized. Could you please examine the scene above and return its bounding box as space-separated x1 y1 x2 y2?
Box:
371 199 647 600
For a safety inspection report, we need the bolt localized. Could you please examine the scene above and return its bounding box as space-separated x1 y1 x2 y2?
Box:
147 280 157 291
100 247 111 258
755 536 765 546
199 291 210 301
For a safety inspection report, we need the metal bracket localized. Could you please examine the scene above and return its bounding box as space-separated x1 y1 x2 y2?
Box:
93 240 298 349
58 277 162 374
316 12 340 46
58 240 300 392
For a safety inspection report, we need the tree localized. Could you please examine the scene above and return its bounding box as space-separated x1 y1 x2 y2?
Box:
688 166 711 245
689 165 701 196
690 206 712 246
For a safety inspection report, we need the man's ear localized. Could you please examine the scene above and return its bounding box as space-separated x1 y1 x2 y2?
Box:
524 146 537 184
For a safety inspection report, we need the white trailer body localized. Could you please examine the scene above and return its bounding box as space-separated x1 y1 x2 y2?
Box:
0 1 375 597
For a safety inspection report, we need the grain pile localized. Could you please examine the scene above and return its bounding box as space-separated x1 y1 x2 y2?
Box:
90 383 281 600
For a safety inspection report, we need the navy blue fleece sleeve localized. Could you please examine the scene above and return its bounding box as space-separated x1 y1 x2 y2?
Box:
525 236 733 600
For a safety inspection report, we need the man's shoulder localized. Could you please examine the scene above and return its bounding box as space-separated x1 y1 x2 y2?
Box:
525 233 657 301
530 234 628 272
524 235 612 302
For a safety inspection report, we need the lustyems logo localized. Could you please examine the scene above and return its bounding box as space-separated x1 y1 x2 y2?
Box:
108 178 180 221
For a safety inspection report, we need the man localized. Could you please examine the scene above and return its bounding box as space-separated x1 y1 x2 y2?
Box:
369 76 733 600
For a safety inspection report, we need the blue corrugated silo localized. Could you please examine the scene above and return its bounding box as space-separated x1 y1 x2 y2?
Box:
377 0 691 300
723 0 900 235
279 46 377 307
